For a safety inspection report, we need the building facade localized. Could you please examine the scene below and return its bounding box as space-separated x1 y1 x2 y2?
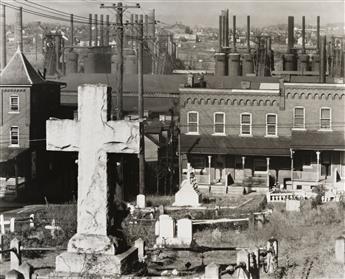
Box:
179 76 345 194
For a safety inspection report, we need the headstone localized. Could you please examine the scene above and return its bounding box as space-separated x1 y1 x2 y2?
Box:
0 234 3 263
236 249 248 266
10 238 21 270
10 218 15 233
136 194 146 209
177 218 192 245
286 199 301 212
156 215 177 246
46 84 140 276
134 238 145 262
158 205 164 215
335 236 345 263
173 179 202 207
204 263 220 279
154 220 160 236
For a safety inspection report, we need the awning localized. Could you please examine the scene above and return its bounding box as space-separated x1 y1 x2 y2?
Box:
181 135 291 156
291 131 345 151
0 148 28 163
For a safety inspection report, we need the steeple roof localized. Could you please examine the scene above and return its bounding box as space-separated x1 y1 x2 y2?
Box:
0 48 46 85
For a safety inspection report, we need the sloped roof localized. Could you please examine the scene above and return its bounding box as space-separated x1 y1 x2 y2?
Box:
0 48 46 85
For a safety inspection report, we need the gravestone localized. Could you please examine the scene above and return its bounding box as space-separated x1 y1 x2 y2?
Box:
46 84 140 277
136 194 146 209
173 164 202 207
156 214 175 245
176 218 192 245
286 199 301 212
335 236 345 263
205 263 220 279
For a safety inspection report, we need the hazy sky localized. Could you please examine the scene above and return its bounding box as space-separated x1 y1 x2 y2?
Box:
4 0 345 28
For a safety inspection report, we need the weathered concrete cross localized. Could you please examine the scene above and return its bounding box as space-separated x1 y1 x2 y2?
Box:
46 84 139 255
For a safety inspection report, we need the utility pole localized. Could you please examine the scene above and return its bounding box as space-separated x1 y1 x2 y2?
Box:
137 15 145 195
100 2 140 120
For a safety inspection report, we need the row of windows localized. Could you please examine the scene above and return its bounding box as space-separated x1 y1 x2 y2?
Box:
187 107 332 136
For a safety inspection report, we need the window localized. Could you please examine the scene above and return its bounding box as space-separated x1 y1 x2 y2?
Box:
293 107 305 129
214 112 225 134
320 107 331 130
9 95 19 112
240 113 252 136
187 111 199 134
266 114 278 136
10 126 19 146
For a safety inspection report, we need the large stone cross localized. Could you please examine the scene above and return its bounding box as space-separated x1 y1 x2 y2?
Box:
47 84 139 256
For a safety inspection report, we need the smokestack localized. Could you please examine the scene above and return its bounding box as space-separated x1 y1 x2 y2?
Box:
0 4 6 70
15 7 23 51
130 14 134 49
218 15 223 50
89 14 92 46
316 16 320 52
233 15 236 52
320 35 326 83
144 14 149 37
225 9 229 47
302 16 305 53
105 15 109 46
100 14 104 46
287 16 294 53
70 14 74 47
94 14 98 46
247 15 250 52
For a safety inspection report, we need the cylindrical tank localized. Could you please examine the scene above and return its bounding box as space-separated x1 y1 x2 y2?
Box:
283 53 297 71
312 54 320 72
65 51 78 74
242 53 254 76
124 54 138 74
214 52 227 76
298 54 310 72
228 53 241 76
85 49 111 73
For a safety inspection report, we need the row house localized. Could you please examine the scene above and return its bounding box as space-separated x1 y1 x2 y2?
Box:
0 49 67 201
179 76 345 194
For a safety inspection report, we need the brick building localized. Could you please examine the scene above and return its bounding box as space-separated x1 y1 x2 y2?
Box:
179 76 345 194
0 49 68 201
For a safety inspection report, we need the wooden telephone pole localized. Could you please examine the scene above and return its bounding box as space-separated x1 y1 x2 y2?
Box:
100 2 140 120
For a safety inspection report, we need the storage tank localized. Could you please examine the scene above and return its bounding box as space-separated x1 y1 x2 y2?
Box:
65 51 78 74
312 55 320 72
242 53 254 76
228 53 241 76
283 53 297 71
214 52 227 76
124 54 137 74
85 47 111 73
298 54 310 72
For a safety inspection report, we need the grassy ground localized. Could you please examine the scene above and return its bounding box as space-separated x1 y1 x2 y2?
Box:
0 197 344 278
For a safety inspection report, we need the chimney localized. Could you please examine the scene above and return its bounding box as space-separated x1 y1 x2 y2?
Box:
0 4 6 70
225 9 229 47
302 16 305 53
105 15 110 46
94 14 98 46
232 15 236 52
287 16 294 53
130 14 134 49
144 14 149 38
89 14 92 46
100 14 104 47
247 15 250 52
15 7 23 51
218 15 223 50
316 16 320 52
320 35 327 83
70 14 74 47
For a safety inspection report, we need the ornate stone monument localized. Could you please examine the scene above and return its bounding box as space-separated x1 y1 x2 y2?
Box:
173 163 202 207
47 84 140 277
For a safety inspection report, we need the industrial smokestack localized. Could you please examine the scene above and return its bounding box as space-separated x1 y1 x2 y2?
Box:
218 15 223 50
100 14 104 46
0 4 6 70
287 16 294 53
105 15 109 46
89 14 92 46
247 15 250 52
320 35 327 83
15 7 23 51
70 14 74 47
130 14 134 49
232 15 236 52
94 14 98 46
225 9 229 47
316 16 320 52
302 16 305 53
144 14 149 38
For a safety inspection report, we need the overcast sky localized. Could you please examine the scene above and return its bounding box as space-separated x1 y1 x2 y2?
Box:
4 0 345 28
